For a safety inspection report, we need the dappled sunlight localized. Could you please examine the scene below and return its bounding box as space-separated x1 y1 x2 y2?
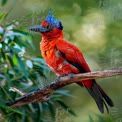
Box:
73 12 106 51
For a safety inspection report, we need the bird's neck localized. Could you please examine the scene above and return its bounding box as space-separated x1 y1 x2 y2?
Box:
40 30 63 53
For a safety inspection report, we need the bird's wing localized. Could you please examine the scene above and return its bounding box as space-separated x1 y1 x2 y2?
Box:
56 39 91 73
56 40 114 113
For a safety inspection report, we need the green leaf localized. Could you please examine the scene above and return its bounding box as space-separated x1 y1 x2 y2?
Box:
56 99 76 116
10 47 22 54
38 103 43 112
0 13 5 19
0 13 8 24
1 48 6 59
89 116 94 122
31 58 45 64
7 55 15 67
54 90 74 97
33 63 45 76
0 102 26 115
1 0 8 6
27 104 36 113
12 54 18 65
14 37 27 48
0 74 7 80
12 29 35 49
16 55 29 77
47 101 55 121
96 115 106 122
31 72 44 87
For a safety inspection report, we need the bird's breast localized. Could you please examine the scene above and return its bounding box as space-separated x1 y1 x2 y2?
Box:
40 40 79 75
43 49 64 67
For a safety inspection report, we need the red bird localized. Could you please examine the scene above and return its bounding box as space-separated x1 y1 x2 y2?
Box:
30 11 114 113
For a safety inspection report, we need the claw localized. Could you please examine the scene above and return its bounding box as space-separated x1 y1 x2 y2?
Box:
68 73 74 79
54 74 67 82
54 76 62 82
54 73 74 82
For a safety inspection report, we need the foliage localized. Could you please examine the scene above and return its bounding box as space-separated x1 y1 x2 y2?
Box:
0 13 76 122
89 115 114 122
1 0 8 6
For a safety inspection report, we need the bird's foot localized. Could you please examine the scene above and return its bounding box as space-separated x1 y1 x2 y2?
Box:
68 73 74 79
54 73 74 82
54 74 67 82
54 76 61 82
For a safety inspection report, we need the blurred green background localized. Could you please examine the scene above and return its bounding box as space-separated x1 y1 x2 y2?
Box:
0 0 122 122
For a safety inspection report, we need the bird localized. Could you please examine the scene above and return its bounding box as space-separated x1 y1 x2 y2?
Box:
30 11 114 113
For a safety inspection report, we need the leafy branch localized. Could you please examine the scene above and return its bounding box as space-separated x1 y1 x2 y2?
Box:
6 67 122 107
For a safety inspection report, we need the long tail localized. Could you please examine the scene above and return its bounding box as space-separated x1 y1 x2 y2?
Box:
78 81 114 113
86 81 114 113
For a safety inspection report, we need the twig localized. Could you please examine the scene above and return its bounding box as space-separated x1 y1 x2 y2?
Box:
9 87 25 96
6 67 122 108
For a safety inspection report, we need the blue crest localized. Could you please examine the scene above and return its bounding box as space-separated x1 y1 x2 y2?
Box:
45 10 63 30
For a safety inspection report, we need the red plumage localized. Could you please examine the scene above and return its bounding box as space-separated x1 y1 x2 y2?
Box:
30 15 114 113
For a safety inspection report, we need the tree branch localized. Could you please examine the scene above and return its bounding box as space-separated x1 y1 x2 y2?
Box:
6 67 122 108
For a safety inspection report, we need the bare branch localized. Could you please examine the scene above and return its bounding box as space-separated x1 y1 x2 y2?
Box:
6 67 122 108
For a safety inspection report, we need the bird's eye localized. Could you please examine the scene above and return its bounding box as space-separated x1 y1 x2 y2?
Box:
47 25 50 28
46 24 54 31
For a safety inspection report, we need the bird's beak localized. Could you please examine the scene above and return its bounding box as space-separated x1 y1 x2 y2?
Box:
29 25 53 33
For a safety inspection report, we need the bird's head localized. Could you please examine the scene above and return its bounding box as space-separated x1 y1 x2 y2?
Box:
30 11 63 38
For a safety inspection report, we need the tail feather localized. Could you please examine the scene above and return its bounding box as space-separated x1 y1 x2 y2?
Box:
96 83 114 107
85 81 114 113
86 83 104 113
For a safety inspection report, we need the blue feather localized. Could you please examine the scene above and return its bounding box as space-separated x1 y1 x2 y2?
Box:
45 10 63 30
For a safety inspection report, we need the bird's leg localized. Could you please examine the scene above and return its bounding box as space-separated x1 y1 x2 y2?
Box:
68 73 74 79
54 74 67 82
54 73 74 82
54 76 60 82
